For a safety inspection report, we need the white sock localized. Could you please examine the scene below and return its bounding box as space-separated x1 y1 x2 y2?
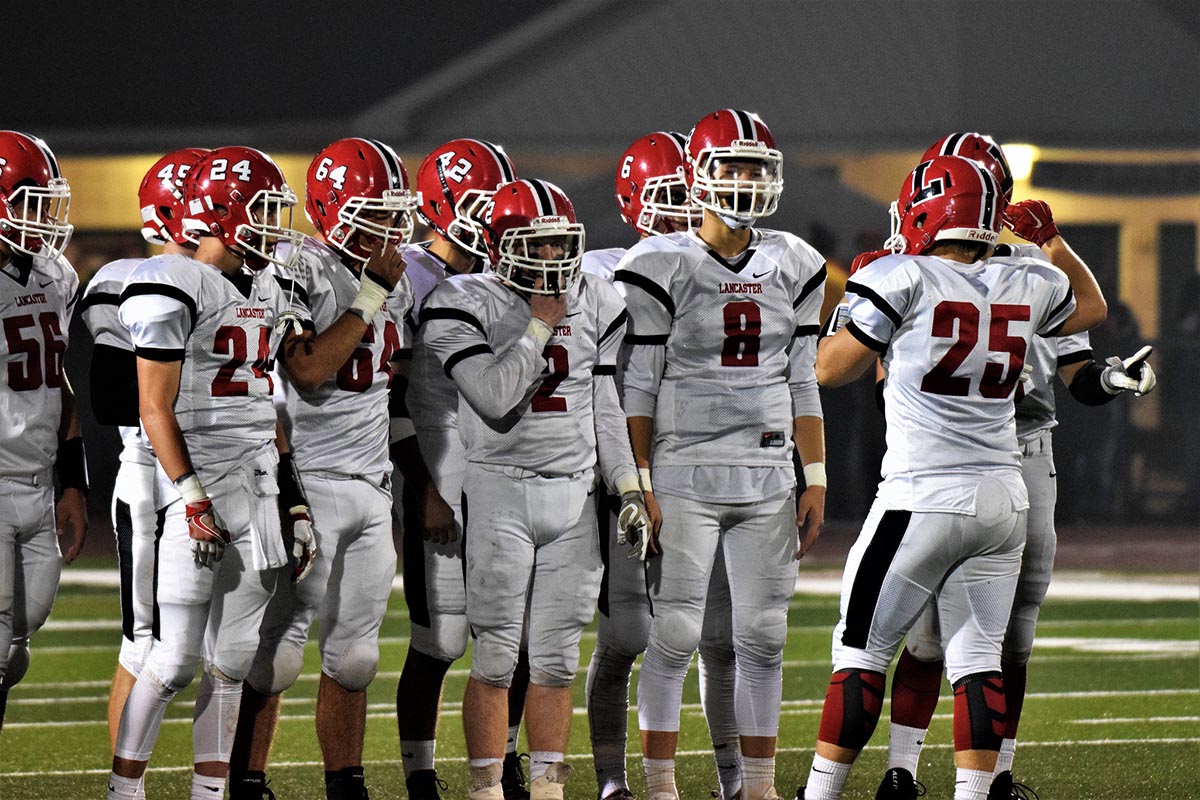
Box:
994 737 1017 774
107 773 141 800
530 750 563 782
954 767 993 800
742 754 775 799
401 739 437 777
643 757 676 796
805 755 852 800
469 759 503 791
192 669 242 763
190 771 226 800
506 724 521 754
135 776 146 800
887 723 929 776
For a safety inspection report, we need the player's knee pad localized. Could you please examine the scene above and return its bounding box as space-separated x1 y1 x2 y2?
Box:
952 671 1006 752
469 637 519 689
817 669 886 751
905 606 945 662
2 641 30 687
528 655 577 689
650 608 703 665
324 640 380 692
733 605 788 665
246 639 305 696
410 613 470 663
144 657 196 695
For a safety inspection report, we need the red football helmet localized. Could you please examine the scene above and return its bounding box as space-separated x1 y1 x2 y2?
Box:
0 131 72 256
305 137 418 263
922 132 1014 202
139 147 209 246
482 179 584 296
416 138 516 259
615 131 700 236
887 155 1003 256
183 146 304 270
684 109 783 227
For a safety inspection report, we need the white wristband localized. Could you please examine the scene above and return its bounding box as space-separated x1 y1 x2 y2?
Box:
802 462 827 489
638 467 653 493
349 273 390 321
174 472 207 504
615 473 641 496
526 317 553 348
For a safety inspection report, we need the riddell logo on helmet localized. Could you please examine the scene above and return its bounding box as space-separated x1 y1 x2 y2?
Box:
730 140 767 151
532 215 569 228
965 230 998 241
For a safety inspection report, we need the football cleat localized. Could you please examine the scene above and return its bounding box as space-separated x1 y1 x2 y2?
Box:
227 774 277 800
406 768 449 799
502 752 531 800
794 788 806 800
987 771 1039 800
875 767 927 799
601 790 637 800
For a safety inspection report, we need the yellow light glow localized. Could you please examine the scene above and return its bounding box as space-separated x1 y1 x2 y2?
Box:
1003 144 1039 181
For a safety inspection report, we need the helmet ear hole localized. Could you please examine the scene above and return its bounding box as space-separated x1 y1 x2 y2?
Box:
914 213 927 230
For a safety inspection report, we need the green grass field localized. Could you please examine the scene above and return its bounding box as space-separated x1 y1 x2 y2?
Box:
1 568 1196 799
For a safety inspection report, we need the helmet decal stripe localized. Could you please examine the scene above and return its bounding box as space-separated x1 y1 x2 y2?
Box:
367 139 404 189
971 161 997 229
732 109 756 140
941 132 965 157
476 139 515 183
666 131 688 155
528 179 555 216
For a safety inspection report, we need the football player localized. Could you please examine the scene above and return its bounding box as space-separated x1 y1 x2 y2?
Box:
873 134 1157 800
419 178 648 800
81 147 208 757
616 109 827 800
107 146 327 800
0 130 87 733
392 138 536 800
583 130 743 800
796 154 1107 800
226 138 413 800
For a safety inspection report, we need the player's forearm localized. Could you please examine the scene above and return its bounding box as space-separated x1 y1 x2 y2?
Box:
627 415 655 470
452 330 547 420
593 375 638 492
140 407 193 481
58 376 80 442
390 434 435 490
1042 236 1107 335
280 315 370 392
793 415 826 467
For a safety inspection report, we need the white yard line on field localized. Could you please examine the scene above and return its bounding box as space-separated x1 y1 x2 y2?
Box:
3 738 1199 779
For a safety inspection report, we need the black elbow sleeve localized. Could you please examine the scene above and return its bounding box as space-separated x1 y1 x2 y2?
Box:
90 344 141 426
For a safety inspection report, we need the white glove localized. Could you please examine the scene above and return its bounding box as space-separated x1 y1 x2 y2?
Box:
1101 345 1157 397
616 490 651 560
288 505 318 582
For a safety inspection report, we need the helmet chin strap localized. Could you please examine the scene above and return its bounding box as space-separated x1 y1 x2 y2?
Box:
714 209 756 231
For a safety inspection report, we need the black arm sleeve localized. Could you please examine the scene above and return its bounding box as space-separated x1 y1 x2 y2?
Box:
1068 361 1119 406
90 344 141 426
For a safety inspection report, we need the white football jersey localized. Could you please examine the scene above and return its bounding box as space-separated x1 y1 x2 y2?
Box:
421 271 634 487
119 254 304 476
404 243 466 436
847 251 1076 512
616 229 826 469
996 244 1093 443
582 247 628 294
80 258 157 466
268 237 412 477
0 251 79 475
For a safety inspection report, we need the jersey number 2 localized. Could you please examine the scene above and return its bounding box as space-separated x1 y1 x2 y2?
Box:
920 301 1030 398
532 344 569 412
212 325 274 396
